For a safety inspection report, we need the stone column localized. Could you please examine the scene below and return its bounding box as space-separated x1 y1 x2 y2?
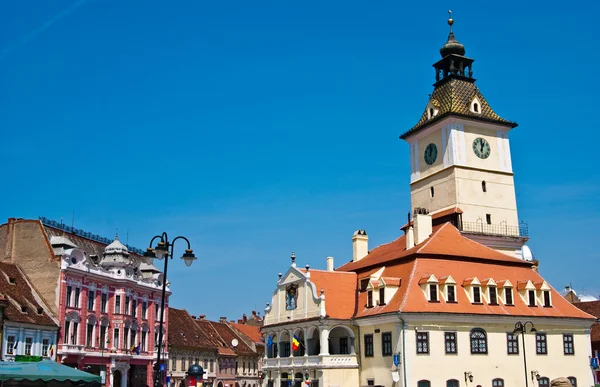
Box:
319 328 329 356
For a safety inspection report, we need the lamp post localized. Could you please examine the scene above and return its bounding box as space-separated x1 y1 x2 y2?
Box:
513 320 537 387
144 232 197 387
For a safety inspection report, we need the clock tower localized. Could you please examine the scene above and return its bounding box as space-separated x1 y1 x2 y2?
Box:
401 13 528 257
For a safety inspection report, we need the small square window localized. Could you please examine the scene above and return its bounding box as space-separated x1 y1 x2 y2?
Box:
507 333 519 354
536 333 547 355
444 332 457 354
416 332 429 354
563 334 574 355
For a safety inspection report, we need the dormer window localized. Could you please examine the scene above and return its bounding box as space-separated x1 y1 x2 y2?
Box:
429 108 434 118
505 287 514 305
543 290 551 307
528 290 536 306
429 284 439 302
379 287 386 306
489 286 498 305
367 290 373 308
473 286 482 303
470 97 482 114
447 285 456 302
426 101 439 119
8 277 16 285
420 275 440 302
21 306 28 313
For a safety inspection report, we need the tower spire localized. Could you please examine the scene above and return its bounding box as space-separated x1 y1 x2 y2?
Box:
448 10 453 33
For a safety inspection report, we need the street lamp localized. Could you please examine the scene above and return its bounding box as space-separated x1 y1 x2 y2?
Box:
513 320 537 387
144 232 197 387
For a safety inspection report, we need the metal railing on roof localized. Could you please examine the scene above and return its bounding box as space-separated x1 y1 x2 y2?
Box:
39 216 146 255
458 220 528 238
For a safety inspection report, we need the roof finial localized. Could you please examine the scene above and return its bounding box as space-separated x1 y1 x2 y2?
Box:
115 227 119 240
448 10 454 33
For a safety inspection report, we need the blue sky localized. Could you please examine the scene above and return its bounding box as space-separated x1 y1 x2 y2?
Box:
1 0 599 320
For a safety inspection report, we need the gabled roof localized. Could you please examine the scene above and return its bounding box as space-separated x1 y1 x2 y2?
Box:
401 78 517 139
230 323 263 345
0 262 58 327
168 308 219 351
209 321 255 355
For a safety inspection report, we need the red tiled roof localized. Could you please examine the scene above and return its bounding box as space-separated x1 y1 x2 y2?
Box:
305 269 357 319
335 223 593 321
230 323 263 345
209 321 255 355
0 262 57 327
338 223 530 273
168 308 219 350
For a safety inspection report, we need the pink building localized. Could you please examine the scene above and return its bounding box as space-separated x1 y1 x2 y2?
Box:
0 218 170 387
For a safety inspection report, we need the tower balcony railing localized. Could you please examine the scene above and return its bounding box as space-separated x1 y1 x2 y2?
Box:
457 220 528 238
263 354 358 369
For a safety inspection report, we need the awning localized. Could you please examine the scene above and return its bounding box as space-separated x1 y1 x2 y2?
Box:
0 360 101 385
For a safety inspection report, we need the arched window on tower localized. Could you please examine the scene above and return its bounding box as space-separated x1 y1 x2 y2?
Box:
473 102 479 112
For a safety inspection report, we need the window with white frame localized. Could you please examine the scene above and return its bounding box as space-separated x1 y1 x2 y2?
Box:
504 287 514 305
42 338 49 356
6 335 15 355
114 328 120 349
24 337 33 356
115 295 121 314
101 292 108 313
528 290 536 306
543 290 551 307
66 286 73 307
74 287 80 307
142 301 148 319
488 286 498 305
88 289 95 311
473 286 482 303
429 284 439 302
447 285 456 302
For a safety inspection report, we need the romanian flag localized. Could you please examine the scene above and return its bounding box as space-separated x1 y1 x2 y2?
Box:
291 335 300 351
49 344 54 357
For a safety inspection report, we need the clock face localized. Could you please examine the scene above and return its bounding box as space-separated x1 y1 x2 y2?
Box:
472 137 491 159
424 143 438 165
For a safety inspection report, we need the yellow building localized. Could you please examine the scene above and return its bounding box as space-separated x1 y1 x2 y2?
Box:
261 14 594 387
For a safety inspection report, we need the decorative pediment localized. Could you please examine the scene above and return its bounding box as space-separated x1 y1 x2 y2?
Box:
439 275 456 285
517 280 535 291
482 278 497 287
418 274 438 285
534 281 551 291
65 311 81 322
462 277 481 287
496 279 513 288
279 266 307 286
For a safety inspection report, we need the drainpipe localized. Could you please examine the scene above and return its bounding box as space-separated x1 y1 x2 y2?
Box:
396 312 408 387
356 324 362 384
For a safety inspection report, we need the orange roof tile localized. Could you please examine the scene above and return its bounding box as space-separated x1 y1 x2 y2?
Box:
230 323 263 344
306 269 357 319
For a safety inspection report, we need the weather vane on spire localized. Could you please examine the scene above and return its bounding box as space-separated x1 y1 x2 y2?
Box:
448 10 454 33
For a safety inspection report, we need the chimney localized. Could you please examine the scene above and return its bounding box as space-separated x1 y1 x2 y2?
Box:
191 315 196 319
252 310 257 316
219 316 227 323
413 212 432 245
352 230 368 262
243 314 247 323
326 256 334 272
405 226 414 249
198 315 206 320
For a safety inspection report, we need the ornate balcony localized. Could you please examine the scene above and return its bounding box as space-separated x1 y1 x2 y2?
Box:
263 354 358 369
